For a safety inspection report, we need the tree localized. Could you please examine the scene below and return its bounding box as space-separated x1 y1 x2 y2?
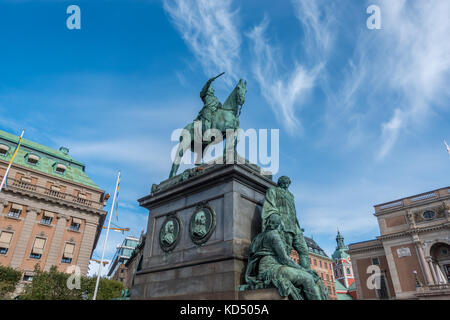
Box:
20 264 124 300
82 277 125 300
0 265 22 299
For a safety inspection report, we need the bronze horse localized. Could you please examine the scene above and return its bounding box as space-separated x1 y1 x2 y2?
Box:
169 78 247 178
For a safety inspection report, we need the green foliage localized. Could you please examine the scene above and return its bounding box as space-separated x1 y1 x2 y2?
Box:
0 265 22 299
20 265 124 300
21 265 82 300
82 277 125 300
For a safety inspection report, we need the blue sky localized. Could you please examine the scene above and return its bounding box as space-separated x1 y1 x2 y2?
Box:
1 0 449 276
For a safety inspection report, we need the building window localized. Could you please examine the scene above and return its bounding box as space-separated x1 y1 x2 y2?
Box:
26 154 40 165
62 243 75 264
23 274 33 282
376 274 389 299
30 237 46 259
326 274 329 281
422 210 435 220
372 257 380 265
69 218 82 231
8 204 23 218
0 144 9 156
40 211 54 225
319 260 322 268
346 267 351 275
324 262 327 269
0 231 13 254
313 259 317 266
54 163 67 175
61 257 72 264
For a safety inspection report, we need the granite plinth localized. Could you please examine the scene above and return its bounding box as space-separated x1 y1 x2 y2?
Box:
132 163 276 300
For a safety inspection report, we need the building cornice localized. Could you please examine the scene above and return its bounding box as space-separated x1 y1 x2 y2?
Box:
374 187 450 217
347 242 384 255
0 159 104 193
377 222 450 242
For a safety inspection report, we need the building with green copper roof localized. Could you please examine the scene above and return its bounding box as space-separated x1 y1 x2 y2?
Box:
0 129 99 189
0 129 107 282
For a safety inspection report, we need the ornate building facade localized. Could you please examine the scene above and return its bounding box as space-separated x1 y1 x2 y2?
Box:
290 236 337 299
0 129 107 284
348 187 450 299
332 231 357 299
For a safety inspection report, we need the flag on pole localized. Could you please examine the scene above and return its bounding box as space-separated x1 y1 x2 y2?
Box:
0 130 25 192
444 139 450 156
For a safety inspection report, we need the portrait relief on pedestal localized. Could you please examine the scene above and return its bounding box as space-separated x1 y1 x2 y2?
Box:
159 215 181 252
189 204 216 245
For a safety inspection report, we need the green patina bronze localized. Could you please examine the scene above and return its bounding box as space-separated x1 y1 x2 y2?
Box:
189 204 216 245
239 176 329 300
169 73 247 178
159 216 181 252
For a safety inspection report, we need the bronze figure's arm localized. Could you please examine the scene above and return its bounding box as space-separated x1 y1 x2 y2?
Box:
200 72 225 100
269 231 300 269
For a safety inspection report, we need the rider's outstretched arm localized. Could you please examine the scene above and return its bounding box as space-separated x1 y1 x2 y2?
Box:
200 79 213 101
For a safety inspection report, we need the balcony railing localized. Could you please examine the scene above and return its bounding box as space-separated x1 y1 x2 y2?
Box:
0 175 102 210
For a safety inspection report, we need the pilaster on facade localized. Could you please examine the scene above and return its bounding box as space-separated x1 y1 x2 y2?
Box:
9 206 39 269
44 214 70 271
77 221 99 276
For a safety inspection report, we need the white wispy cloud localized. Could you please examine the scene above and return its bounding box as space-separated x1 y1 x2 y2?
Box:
248 0 332 135
247 18 320 134
291 0 333 56
375 0 450 158
162 0 242 85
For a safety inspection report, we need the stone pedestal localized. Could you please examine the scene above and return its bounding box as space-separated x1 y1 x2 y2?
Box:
132 163 275 300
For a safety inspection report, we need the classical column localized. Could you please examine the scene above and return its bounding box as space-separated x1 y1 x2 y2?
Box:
44 214 69 271
10 206 40 269
426 257 438 285
76 221 98 276
414 240 434 286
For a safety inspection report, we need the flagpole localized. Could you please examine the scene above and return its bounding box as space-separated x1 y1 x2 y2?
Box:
93 170 121 300
0 129 25 193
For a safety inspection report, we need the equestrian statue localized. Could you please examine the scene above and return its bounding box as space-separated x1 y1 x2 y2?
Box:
169 73 247 178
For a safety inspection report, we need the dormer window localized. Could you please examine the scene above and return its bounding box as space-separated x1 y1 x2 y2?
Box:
0 144 9 156
26 154 39 165
54 163 67 175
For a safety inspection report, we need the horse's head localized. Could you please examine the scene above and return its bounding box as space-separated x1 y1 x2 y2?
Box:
236 79 247 106
222 78 247 113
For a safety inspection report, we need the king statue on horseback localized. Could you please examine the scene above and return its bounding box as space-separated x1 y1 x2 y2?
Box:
169 72 247 178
